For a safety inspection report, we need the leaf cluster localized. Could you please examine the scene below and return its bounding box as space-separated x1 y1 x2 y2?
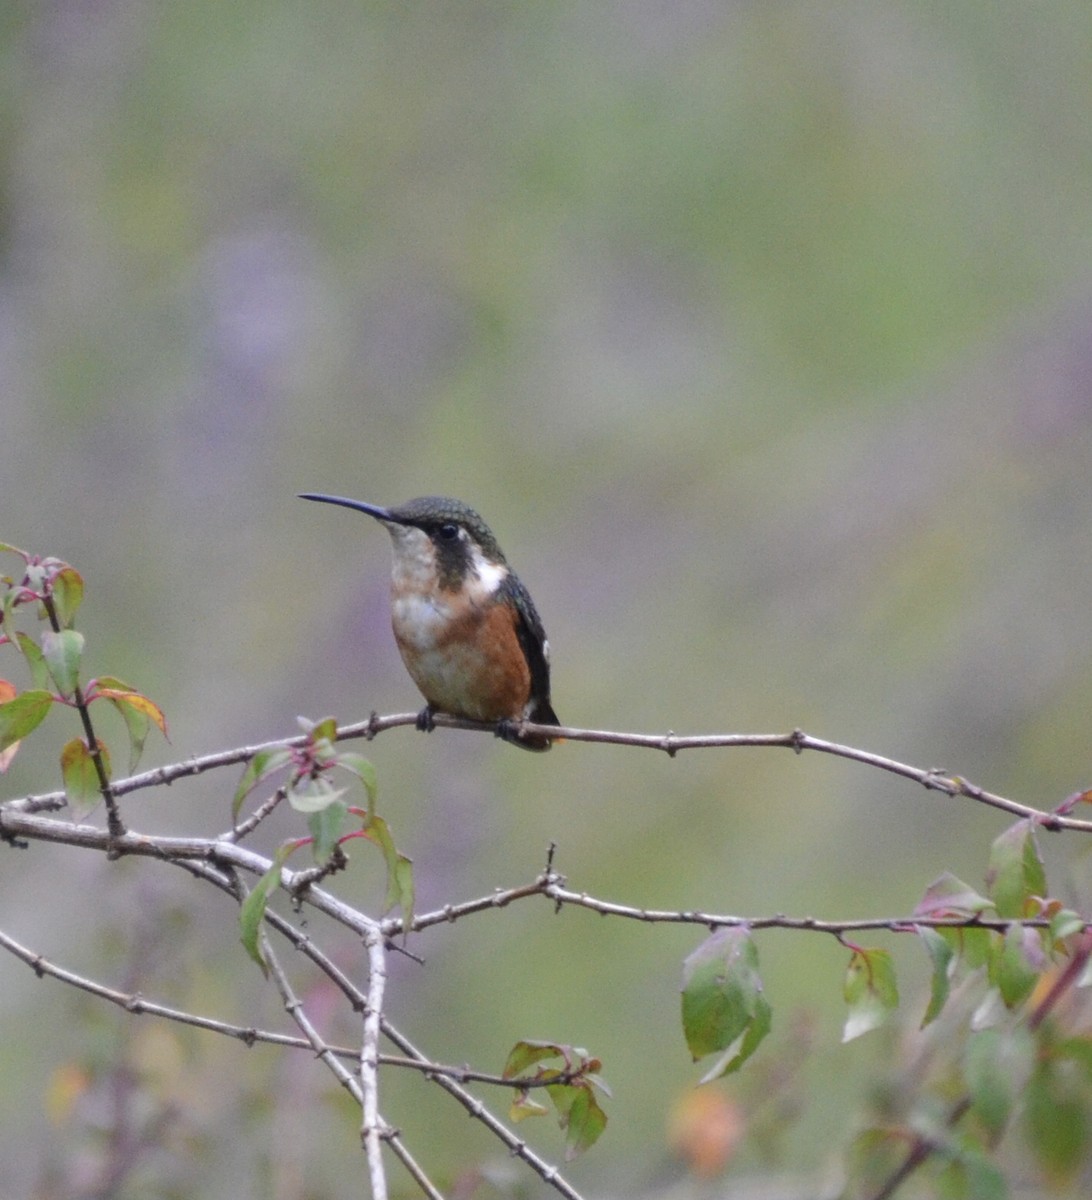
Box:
0 544 167 810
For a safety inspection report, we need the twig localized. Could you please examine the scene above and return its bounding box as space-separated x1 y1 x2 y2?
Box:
167 858 584 1200
361 927 389 1200
259 928 364 1102
40 592 125 841
6 715 1090 832
221 785 286 842
0 809 1078 947
537 883 1077 935
377 1019 587 1200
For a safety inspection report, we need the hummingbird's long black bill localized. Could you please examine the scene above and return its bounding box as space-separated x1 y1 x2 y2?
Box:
298 493 393 522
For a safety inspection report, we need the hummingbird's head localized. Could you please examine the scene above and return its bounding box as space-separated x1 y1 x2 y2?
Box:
300 493 509 592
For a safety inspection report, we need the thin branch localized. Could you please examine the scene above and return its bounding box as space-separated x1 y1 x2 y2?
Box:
221 785 286 843
8 708 1092 1200
0 924 313 1050
0 923 628 1096
6 714 1090 832
259 931 364 1101
0 809 385 942
0 808 1078 947
537 882 1076 935
40 591 125 841
377 1019 587 1200
361 928 389 1200
383 873 558 936
169 858 584 1200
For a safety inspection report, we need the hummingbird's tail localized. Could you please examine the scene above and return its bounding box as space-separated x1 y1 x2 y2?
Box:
502 699 561 752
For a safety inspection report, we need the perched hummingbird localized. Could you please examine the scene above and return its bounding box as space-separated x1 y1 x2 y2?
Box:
300 493 561 751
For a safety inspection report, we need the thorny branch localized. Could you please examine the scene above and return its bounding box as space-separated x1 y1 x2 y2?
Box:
4 714 1092 1200
8 712 1091 831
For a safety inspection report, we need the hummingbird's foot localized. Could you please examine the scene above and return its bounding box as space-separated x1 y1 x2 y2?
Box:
496 716 553 751
415 705 437 733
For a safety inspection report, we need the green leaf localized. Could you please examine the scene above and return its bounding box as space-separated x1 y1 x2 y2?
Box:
845 1128 907 1193
0 688 53 752
509 1092 549 1122
971 986 1008 1031
503 1040 575 1080
50 565 84 628
987 819 1046 918
110 695 149 774
553 1082 608 1160
308 799 347 862
14 633 50 690
934 1144 1008 1200
0 541 29 559
1058 1036 1092 1081
308 715 338 745
232 746 293 821
0 586 19 641
964 1029 1032 1141
363 814 414 924
41 629 84 697
681 928 771 1077
917 925 955 1027
989 923 1040 1008
937 924 993 970
288 775 347 814
1025 1059 1090 1183
60 737 111 815
1050 908 1086 944
239 844 296 975
501 1042 609 1156
333 750 378 815
843 947 899 1042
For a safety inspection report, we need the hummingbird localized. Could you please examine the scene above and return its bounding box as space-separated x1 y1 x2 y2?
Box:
300 493 561 751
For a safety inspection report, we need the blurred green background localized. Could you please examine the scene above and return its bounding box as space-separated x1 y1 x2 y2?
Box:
4 1 1092 1195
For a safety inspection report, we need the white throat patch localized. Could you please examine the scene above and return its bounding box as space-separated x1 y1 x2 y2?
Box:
468 542 507 598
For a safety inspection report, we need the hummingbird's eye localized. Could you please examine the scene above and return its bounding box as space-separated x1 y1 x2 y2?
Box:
437 523 460 542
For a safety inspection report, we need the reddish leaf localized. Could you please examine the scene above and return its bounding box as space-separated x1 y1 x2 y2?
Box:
915 872 991 920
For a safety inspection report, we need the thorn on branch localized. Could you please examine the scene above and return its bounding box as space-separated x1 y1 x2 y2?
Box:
387 940 424 965
790 728 806 754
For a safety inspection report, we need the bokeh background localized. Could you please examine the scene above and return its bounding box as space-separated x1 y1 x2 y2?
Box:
4 1 1092 1195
